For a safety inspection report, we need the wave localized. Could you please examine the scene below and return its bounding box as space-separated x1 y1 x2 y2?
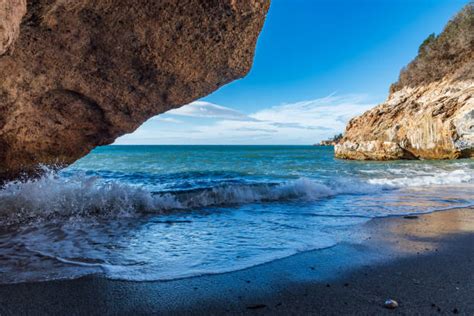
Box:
0 170 384 225
1 165 472 225
153 177 384 209
368 169 473 187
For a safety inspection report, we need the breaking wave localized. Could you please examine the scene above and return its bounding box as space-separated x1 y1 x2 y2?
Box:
0 164 472 225
0 169 385 225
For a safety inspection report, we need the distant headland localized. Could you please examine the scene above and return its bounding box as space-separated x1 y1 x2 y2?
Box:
314 133 343 146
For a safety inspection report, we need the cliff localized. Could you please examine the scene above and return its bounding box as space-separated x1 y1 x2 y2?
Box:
315 133 343 146
335 4 474 160
0 0 269 179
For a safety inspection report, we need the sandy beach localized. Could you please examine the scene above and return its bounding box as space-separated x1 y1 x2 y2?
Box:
1 207 473 315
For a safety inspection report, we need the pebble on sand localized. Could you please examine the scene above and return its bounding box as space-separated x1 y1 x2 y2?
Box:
246 304 267 310
384 299 399 309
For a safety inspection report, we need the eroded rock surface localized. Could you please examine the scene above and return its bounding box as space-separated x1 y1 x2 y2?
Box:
0 0 269 179
0 0 26 55
336 4 473 160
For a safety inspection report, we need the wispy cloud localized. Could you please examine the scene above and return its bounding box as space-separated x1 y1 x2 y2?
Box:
151 117 183 123
166 101 253 121
250 94 373 130
115 94 376 145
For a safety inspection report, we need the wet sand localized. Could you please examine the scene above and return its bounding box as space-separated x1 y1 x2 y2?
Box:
1 207 474 315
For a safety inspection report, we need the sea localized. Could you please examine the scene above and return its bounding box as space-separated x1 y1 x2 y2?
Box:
0 145 473 283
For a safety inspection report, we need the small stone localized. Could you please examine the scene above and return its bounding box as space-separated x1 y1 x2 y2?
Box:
246 304 267 310
384 299 399 309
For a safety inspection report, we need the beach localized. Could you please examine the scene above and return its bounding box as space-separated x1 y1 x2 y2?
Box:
1 207 473 315
1 2 473 315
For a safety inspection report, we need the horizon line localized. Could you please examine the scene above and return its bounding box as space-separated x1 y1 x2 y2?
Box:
108 144 331 146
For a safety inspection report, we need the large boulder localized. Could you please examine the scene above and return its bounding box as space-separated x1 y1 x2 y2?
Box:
336 4 473 160
0 0 269 179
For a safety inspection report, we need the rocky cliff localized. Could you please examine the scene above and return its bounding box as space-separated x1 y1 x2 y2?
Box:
0 0 269 179
335 4 473 160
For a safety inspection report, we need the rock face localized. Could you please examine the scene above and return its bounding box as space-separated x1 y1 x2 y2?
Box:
0 0 269 179
336 4 473 160
0 0 26 55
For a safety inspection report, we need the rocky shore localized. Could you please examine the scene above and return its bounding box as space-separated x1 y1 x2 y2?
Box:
336 4 473 160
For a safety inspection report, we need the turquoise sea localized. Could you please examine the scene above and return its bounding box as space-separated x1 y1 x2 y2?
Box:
0 145 473 283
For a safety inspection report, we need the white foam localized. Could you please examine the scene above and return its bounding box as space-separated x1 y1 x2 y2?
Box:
0 170 384 225
160 177 383 209
1 165 471 225
368 169 474 187
0 170 159 224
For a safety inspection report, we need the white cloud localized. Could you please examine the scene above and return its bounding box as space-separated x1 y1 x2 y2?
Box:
115 94 376 145
250 94 373 130
166 101 253 121
151 117 183 123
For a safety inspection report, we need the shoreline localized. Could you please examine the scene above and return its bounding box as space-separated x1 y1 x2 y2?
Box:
1 207 474 314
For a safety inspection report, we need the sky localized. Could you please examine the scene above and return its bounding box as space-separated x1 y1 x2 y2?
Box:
116 0 469 145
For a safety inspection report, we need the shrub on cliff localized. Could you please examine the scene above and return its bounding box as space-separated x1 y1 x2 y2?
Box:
390 3 473 93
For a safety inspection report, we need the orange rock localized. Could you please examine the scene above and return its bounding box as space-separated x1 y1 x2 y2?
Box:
336 4 473 161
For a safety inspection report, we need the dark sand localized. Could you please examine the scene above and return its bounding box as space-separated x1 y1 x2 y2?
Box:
1 208 474 315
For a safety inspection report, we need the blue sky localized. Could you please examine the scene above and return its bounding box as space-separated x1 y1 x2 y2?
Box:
117 0 469 145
